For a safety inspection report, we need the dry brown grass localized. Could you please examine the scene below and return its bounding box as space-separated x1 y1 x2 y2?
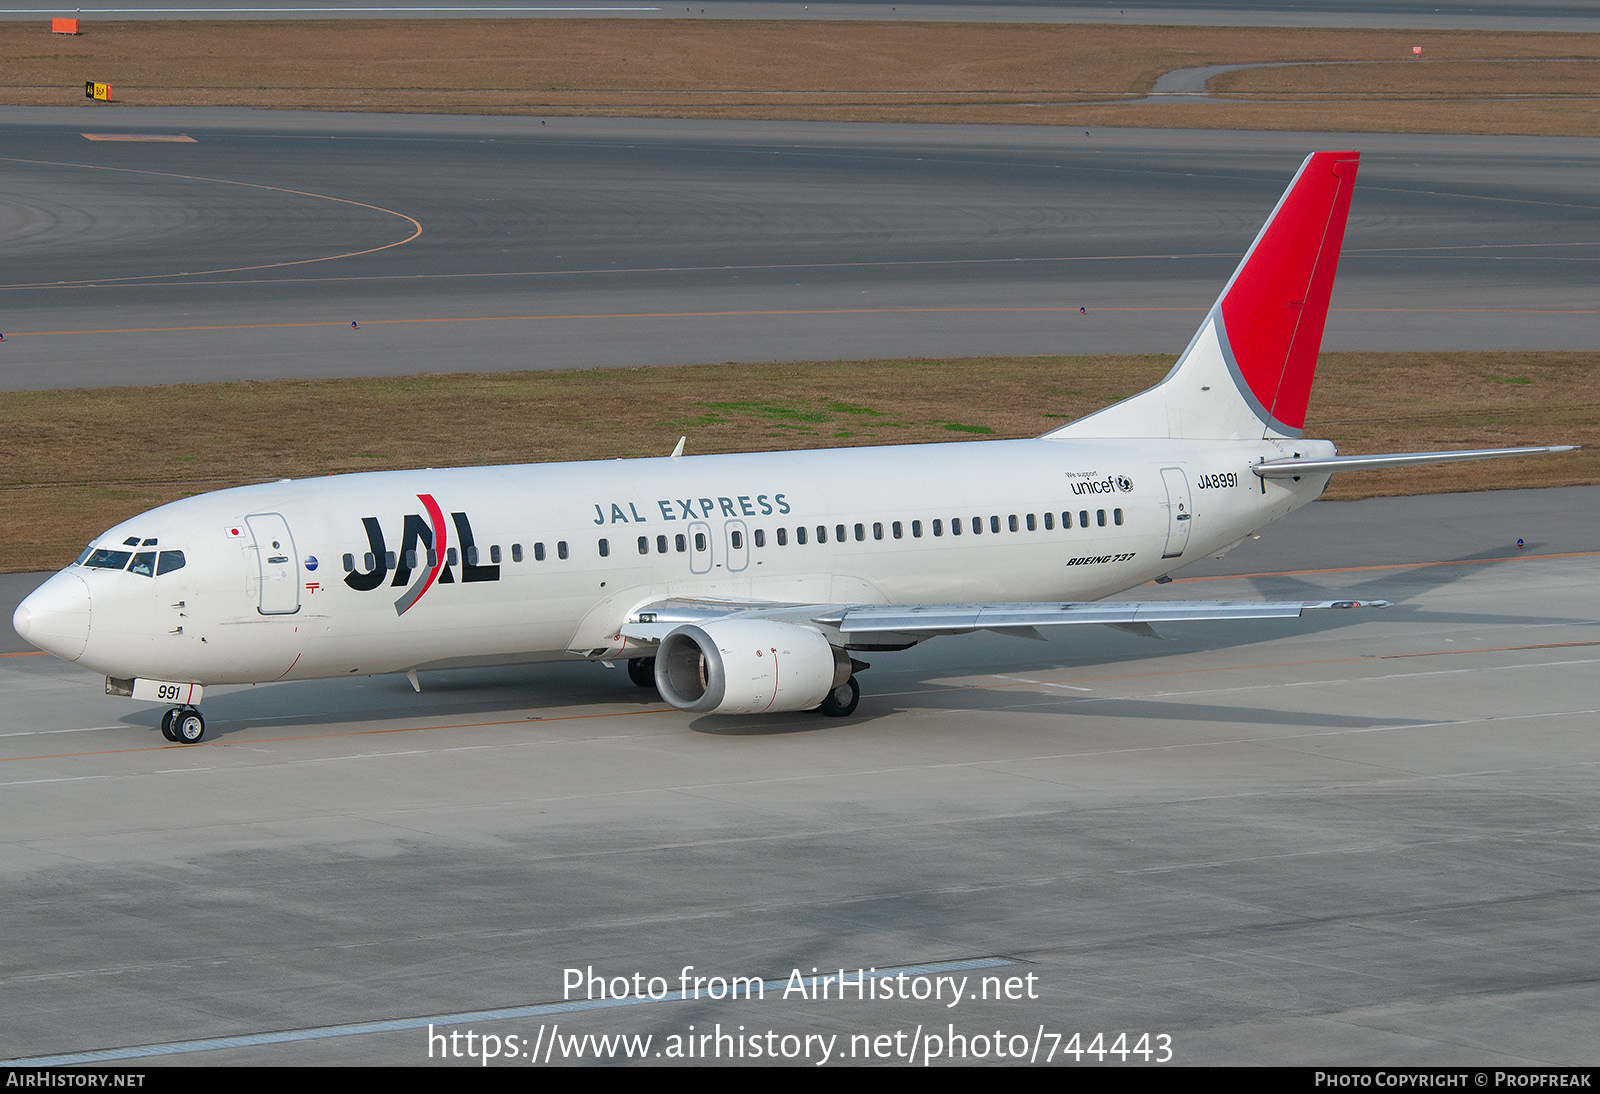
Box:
7 20 1600 135
3 351 1591 572
1214 59 1600 97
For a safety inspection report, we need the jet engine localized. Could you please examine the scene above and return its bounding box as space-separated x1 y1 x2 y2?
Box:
654 619 852 715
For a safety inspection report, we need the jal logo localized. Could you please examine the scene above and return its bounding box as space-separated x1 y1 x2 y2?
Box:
343 494 500 615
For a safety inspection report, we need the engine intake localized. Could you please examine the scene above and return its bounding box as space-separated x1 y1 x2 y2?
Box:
655 619 851 714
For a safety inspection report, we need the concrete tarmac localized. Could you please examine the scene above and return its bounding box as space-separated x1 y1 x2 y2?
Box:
3 485 1597 1065
2 112 1597 389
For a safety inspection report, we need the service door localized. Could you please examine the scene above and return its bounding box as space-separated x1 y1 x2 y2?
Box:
1159 467 1193 559
247 512 301 615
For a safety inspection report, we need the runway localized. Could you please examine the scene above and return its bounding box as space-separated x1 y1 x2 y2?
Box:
4 0 1600 30
1 111 1597 390
2 485 1597 1065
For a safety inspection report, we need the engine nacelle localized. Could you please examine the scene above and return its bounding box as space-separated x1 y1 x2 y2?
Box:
654 619 851 715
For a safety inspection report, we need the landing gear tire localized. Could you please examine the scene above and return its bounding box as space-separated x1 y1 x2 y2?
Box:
627 656 658 689
816 676 860 718
172 708 205 744
160 708 179 742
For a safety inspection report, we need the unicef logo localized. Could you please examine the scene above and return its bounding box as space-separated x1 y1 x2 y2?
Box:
1116 476 1133 493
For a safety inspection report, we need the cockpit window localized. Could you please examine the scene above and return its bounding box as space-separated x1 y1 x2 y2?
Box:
129 552 156 577
157 551 186 575
75 544 95 566
85 549 133 570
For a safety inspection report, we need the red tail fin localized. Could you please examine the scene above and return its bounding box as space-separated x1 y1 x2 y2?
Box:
1218 151 1360 433
1046 151 1360 442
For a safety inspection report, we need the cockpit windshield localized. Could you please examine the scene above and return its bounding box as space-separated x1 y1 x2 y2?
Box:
84 548 133 570
78 545 186 577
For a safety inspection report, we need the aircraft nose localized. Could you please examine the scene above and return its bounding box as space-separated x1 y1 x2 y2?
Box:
13 570 92 661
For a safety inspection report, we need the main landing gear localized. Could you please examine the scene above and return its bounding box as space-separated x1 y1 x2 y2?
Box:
160 706 206 744
815 676 860 718
627 656 658 689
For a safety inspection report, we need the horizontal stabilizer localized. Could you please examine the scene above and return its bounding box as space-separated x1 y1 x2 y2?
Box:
1255 446 1577 477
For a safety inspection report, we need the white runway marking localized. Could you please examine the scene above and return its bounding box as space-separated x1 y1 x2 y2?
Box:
0 725 127 738
3 957 1012 1066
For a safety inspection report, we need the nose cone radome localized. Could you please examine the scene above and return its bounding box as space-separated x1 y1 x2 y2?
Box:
13 571 91 661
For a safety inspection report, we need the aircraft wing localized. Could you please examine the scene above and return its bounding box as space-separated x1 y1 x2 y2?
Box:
620 596 1388 643
818 599 1387 635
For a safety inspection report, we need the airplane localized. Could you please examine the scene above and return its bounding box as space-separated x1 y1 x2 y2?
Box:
12 150 1575 743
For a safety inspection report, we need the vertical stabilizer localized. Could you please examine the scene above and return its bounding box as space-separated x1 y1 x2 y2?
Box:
1047 151 1360 441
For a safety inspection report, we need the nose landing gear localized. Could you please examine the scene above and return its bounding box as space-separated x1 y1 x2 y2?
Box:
160 706 206 743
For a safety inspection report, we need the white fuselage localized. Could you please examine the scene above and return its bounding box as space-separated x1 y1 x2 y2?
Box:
43 435 1332 687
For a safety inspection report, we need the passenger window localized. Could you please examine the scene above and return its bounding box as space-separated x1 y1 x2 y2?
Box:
951 519 962 536
426 549 437 567
910 520 921 538
836 524 847 543
342 553 355 573
157 550 186 576
657 535 669 554
991 516 1000 534
1097 510 1106 527
1044 512 1054 530
730 530 743 550
972 516 982 534
558 541 569 560
854 524 864 542
598 539 610 558
1080 510 1090 528
512 544 523 563
1026 514 1036 531
1114 508 1124 526
932 519 942 537
777 528 789 546
754 529 766 548
491 545 502 564
1009 515 1018 532
534 543 546 562
694 532 706 552
797 526 808 545
817 526 827 544
1061 512 1071 530
447 548 459 566
386 551 398 568
675 534 686 553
